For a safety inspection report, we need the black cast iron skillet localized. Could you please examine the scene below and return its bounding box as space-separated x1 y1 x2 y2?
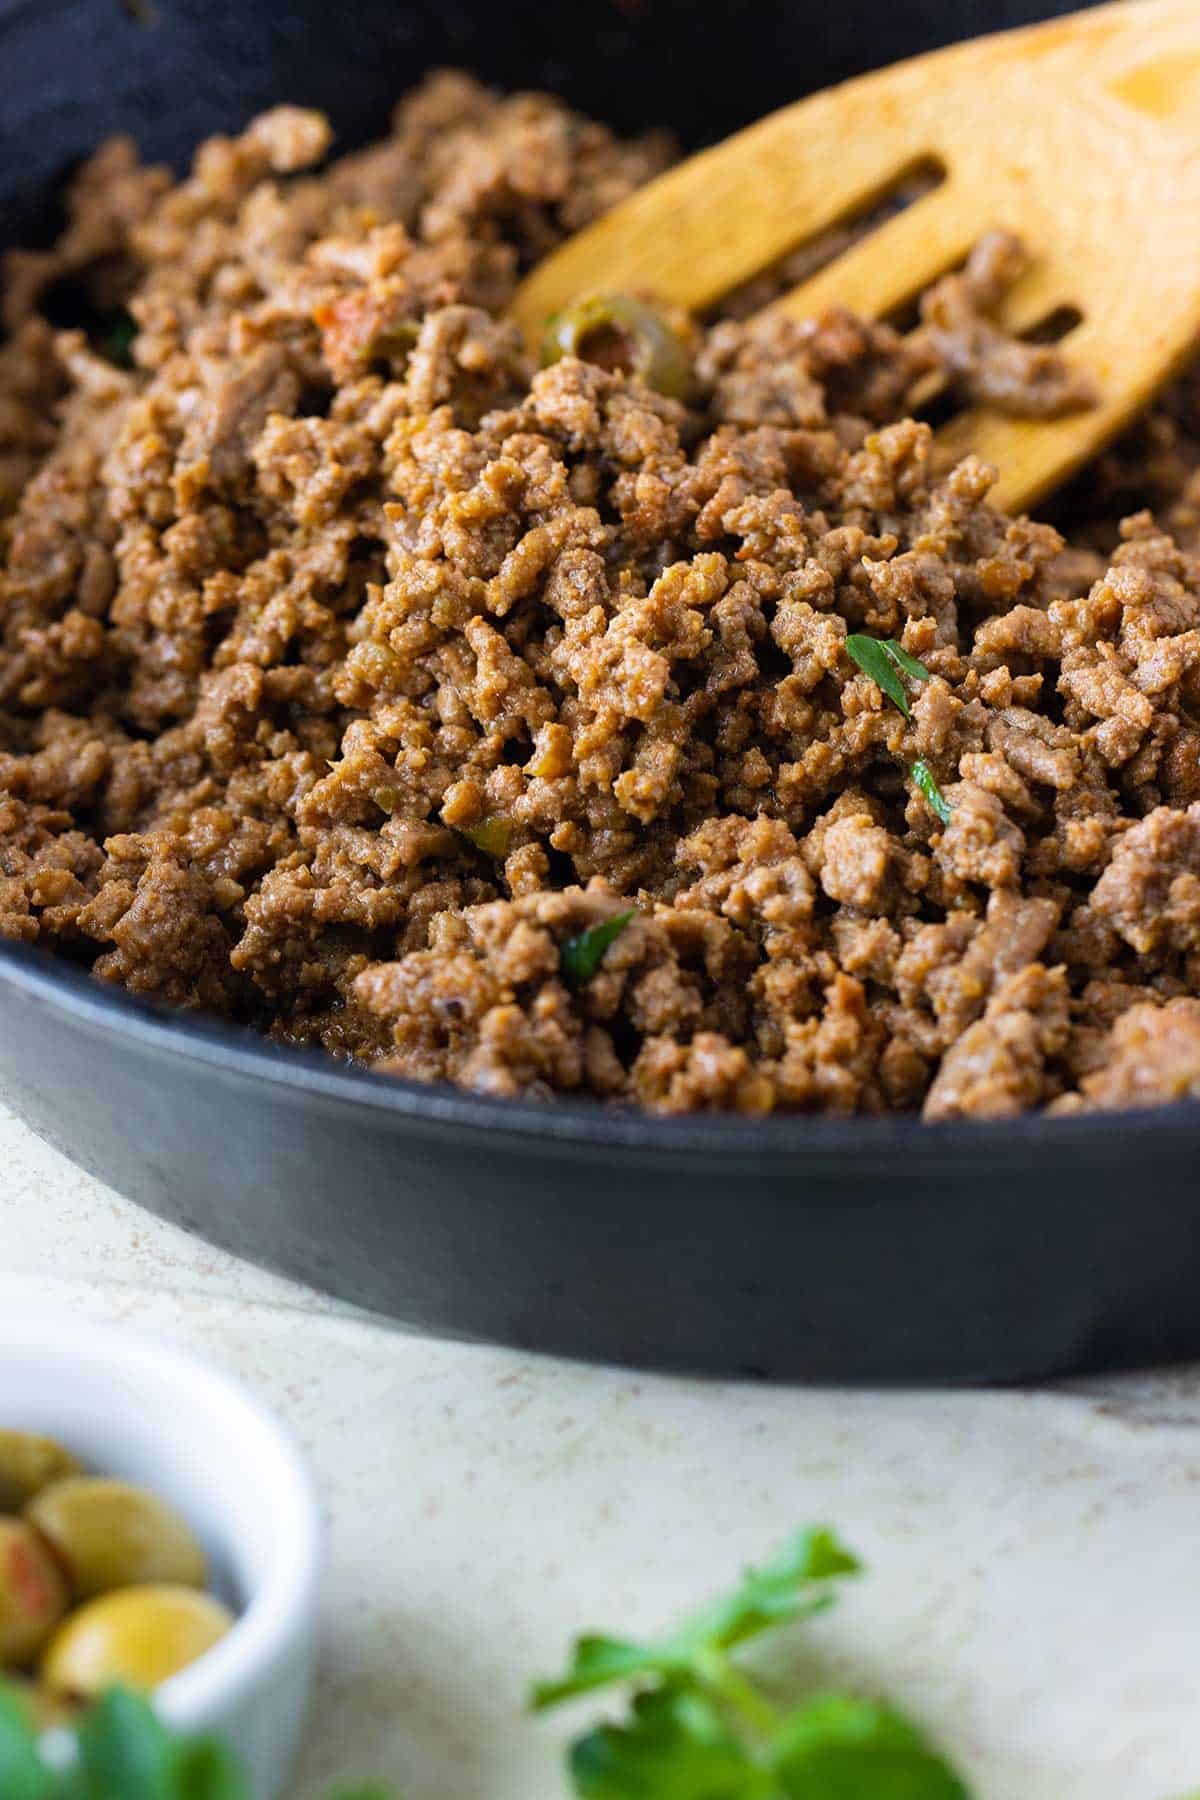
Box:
2 0 1187 1384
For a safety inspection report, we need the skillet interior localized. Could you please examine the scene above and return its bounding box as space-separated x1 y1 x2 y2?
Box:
3 0 1195 1383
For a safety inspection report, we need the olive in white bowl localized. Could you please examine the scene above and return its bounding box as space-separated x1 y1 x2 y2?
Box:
0 1444 240 1702
0 1315 322 1798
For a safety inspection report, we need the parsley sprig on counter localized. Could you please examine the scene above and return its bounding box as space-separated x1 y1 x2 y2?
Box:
0 1687 247 1800
8 1528 1188 1799
534 1527 969 1799
0 1686 378 1800
844 634 954 824
533 1527 857 1709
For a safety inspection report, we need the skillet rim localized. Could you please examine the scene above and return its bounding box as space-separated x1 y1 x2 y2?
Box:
2 934 1194 1161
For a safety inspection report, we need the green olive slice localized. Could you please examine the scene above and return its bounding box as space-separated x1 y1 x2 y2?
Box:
541 294 692 398
459 815 513 858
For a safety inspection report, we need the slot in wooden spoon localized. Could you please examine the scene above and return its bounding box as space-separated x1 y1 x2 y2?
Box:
511 0 1200 513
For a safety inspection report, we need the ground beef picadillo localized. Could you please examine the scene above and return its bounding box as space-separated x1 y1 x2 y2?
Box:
5 70 1200 1120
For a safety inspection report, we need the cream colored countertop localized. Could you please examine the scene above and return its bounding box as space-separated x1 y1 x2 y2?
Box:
3 1101 1199 1799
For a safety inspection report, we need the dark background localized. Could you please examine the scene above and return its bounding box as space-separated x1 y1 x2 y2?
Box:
2 0 1083 246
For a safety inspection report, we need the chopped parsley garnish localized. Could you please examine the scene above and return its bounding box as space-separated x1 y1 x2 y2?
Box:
560 911 635 988
844 634 954 825
844 635 931 720
910 758 953 825
97 308 137 370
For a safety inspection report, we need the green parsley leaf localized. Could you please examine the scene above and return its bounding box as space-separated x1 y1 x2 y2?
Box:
171 1736 252 1800
0 1684 384 1800
845 635 910 716
843 640 951 819
569 1686 767 1800
673 1528 860 1659
534 1635 673 1706
98 308 137 370
560 911 636 989
769 1696 969 1799
533 1529 859 1709
909 759 953 825
69 1689 253 1800
843 636 931 720
878 641 932 683
75 1689 177 1800
0 1688 54 1800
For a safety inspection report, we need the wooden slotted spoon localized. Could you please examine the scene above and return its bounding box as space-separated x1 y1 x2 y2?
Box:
511 0 1200 513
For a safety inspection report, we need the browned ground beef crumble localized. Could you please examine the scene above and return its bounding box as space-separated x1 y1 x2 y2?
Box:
5 71 1200 1119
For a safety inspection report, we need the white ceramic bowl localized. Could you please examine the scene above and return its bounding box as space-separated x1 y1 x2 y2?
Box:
0 1312 322 1798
